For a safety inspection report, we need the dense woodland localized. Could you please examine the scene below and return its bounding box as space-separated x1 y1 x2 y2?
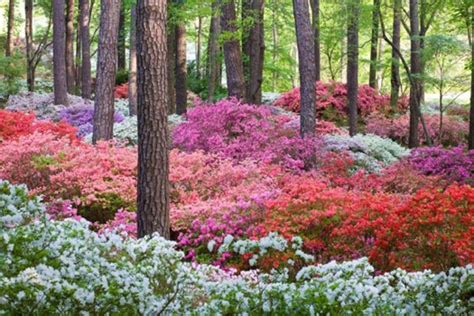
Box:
0 0 473 314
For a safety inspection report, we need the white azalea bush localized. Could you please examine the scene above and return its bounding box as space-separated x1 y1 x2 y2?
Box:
323 134 410 173
1 180 473 315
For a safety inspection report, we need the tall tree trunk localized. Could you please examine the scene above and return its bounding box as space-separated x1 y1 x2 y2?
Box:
310 0 321 81
166 0 176 113
196 16 202 79
136 0 170 239
92 0 121 142
242 0 265 104
207 1 221 102
66 0 76 94
25 0 34 91
221 0 245 99
390 0 401 112
129 4 138 115
5 0 15 56
368 0 380 89
347 0 360 136
80 0 92 99
75 13 82 92
469 6 474 150
293 0 316 137
53 0 69 105
175 22 187 114
117 6 127 71
408 0 421 148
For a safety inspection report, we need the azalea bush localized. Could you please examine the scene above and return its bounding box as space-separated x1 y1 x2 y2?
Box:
274 81 408 123
1 180 473 315
366 113 468 146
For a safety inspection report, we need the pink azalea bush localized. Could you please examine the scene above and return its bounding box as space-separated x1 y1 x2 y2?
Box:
273 81 408 122
366 113 468 146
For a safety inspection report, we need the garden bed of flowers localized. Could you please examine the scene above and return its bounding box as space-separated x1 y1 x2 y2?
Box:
0 90 473 313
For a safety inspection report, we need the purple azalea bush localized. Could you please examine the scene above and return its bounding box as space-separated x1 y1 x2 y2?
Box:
59 102 124 136
172 98 324 170
407 146 474 184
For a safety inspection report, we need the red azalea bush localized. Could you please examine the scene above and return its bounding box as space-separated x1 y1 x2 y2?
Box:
0 110 78 142
273 81 408 122
366 113 468 146
114 83 129 99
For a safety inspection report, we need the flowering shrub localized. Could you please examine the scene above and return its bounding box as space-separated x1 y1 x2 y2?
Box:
114 83 129 99
274 81 408 122
59 102 124 137
366 113 468 146
407 146 474 184
173 98 326 170
1 181 473 314
0 110 78 142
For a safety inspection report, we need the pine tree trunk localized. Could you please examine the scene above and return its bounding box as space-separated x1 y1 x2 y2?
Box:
390 0 401 112
293 0 316 137
207 1 221 102
347 0 360 136
242 0 265 104
129 4 138 115
175 22 187 114
408 0 421 148
66 0 76 94
196 16 202 79
166 0 176 114
75 15 82 92
310 0 320 81
25 0 34 91
368 0 379 89
136 0 170 239
221 0 245 99
53 0 69 105
117 6 127 71
469 6 474 150
80 0 92 99
5 0 14 56
92 0 121 142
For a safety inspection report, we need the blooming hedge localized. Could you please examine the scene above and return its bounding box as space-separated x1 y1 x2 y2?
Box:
1 180 473 315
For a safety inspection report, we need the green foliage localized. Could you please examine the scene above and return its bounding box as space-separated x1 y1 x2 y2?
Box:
115 69 129 85
0 53 26 98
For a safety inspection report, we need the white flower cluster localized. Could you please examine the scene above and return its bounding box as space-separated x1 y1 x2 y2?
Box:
324 134 410 173
1 180 472 315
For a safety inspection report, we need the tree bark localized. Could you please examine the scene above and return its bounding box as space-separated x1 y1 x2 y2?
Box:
175 22 187 114
293 0 316 137
408 0 422 148
5 0 15 56
390 0 401 112
136 0 170 239
368 0 380 89
196 16 202 79
80 0 92 99
469 6 474 150
207 1 221 102
75 13 82 91
221 0 245 99
66 0 76 94
242 0 265 104
92 0 121 142
310 0 321 81
53 0 69 105
25 0 34 91
166 0 176 114
129 4 138 115
347 0 359 136
117 5 127 71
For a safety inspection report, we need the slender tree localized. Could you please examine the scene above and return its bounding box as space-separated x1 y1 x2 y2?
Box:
118 5 127 71
469 5 474 150
368 0 380 89
66 0 76 93
25 0 34 91
347 0 359 136
129 4 138 115
53 0 69 105
390 0 401 112
75 12 82 90
5 0 15 56
136 0 170 238
175 20 187 114
242 0 265 104
310 0 321 81
80 0 92 99
92 0 121 142
293 0 316 137
166 0 176 114
195 16 202 79
408 0 422 148
207 1 221 101
221 0 246 99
